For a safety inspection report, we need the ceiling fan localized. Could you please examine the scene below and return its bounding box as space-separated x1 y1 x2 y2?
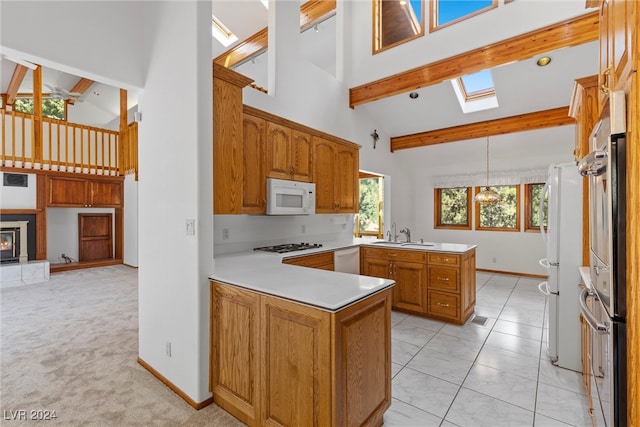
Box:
44 84 82 101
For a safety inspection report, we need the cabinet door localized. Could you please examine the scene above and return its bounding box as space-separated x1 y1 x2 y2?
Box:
89 180 123 207
313 137 337 213
291 130 313 182
362 257 392 279
335 145 359 213
260 294 331 427
210 282 260 425
242 114 266 214
610 0 631 90
599 0 611 107
266 122 292 180
393 261 427 314
48 176 87 206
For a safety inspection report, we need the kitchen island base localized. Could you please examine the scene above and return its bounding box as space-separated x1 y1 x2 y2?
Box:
209 280 392 427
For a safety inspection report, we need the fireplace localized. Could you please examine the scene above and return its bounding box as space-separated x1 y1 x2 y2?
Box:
0 221 28 263
0 214 36 263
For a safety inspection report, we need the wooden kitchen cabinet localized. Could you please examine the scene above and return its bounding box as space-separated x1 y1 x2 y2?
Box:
598 0 632 107
213 64 253 214
283 251 334 271
242 113 266 214
313 136 359 214
361 247 428 315
265 122 313 183
569 75 599 266
361 247 476 324
427 250 476 324
48 175 123 208
210 280 392 427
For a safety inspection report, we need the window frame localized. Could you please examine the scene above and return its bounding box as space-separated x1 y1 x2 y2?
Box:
474 184 521 232
434 187 472 230
373 0 425 54
524 182 547 233
429 0 498 33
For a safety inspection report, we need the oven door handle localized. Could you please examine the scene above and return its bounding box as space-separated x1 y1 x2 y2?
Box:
579 288 609 334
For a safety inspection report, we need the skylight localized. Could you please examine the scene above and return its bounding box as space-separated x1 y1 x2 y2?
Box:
451 70 498 114
212 15 238 47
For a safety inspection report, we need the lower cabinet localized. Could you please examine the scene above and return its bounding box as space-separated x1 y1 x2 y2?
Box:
361 247 476 324
210 281 392 427
360 247 428 315
283 251 334 271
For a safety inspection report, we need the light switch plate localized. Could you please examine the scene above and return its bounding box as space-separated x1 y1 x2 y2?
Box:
186 219 195 236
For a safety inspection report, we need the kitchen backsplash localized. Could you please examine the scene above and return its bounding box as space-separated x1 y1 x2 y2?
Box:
214 214 355 254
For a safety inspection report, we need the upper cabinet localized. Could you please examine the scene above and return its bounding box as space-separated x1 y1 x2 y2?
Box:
598 0 632 107
313 137 359 213
213 64 254 214
48 175 123 208
265 123 313 183
242 114 266 214
212 66 360 215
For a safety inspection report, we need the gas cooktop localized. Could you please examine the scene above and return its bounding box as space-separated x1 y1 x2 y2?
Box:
253 242 323 254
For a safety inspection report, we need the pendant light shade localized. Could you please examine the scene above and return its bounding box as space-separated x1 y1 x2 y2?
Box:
475 137 501 204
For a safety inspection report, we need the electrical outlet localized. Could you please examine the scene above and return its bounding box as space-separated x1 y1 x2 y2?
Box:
301 224 306 234
185 219 195 236
166 341 172 357
222 228 230 240
492 257 497 263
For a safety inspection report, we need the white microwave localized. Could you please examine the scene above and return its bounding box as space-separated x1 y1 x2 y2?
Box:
266 178 315 215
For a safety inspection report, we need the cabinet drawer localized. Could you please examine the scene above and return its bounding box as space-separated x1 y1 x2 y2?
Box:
428 266 459 292
428 291 459 320
428 253 459 266
361 247 426 263
283 251 334 270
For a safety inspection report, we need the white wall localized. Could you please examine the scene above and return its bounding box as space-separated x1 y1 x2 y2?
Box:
393 126 577 275
347 1 592 87
233 1 400 246
47 207 115 264
138 0 212 403
0 173 36 209
0 1 145 91
214 214 354 254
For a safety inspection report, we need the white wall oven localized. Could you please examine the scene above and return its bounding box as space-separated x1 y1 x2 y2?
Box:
578 92 627 427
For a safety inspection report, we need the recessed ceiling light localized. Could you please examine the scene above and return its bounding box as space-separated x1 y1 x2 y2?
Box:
536 56 551 67
409 92 419 99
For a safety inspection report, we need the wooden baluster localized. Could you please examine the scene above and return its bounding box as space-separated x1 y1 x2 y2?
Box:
1 109 4 165
48 120 52 170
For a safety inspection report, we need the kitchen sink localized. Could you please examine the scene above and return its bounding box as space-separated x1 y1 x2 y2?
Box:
401 242 435 247
370 241 404 245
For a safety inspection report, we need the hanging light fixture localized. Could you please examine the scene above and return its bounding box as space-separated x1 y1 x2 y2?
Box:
475 137 501 204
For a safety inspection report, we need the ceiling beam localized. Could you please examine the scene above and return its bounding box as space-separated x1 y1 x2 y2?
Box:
67 78 94 105
5 64 29 105
213 0 336 69
390 106 575 152
349 10 599 108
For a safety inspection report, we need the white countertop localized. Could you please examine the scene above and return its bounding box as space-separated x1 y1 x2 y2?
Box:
210 238 476 312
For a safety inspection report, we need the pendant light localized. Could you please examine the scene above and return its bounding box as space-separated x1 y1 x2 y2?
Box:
475 137 501 204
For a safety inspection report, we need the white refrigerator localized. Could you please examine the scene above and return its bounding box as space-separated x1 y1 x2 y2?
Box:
538 162 583 372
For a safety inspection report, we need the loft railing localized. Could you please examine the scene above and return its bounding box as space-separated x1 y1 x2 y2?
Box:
1 108 138 179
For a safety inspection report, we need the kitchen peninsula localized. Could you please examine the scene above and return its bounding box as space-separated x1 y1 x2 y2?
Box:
209 239 476 426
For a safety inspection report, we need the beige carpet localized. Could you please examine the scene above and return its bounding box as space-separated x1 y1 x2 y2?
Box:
0 265 244 427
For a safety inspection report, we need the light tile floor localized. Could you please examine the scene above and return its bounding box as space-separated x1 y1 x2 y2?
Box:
384 272 593 427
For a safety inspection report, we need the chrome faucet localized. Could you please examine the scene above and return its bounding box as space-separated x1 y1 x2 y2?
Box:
399 227 411 243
